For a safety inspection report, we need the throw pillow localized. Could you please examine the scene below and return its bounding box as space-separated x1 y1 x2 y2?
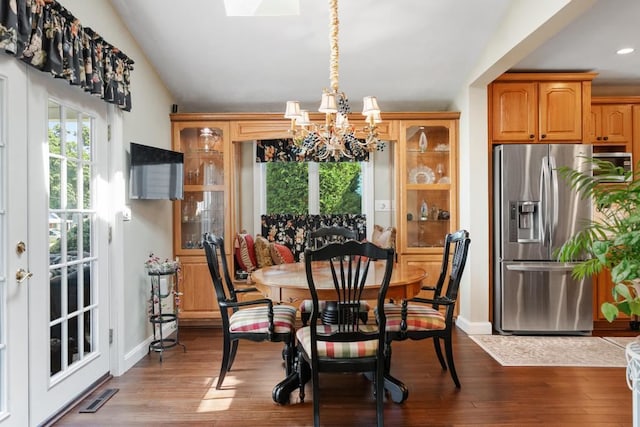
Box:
254 235 274 268
235 233 257 272
372 225 396 249
270 242 295 264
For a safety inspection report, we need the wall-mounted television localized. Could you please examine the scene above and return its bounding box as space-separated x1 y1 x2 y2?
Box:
129 142 184 200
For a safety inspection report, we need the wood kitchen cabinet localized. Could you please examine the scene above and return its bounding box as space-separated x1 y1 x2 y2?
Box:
588 98 632 148
489 72 596 143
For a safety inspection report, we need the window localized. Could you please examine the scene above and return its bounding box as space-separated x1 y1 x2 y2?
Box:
264 161 364 215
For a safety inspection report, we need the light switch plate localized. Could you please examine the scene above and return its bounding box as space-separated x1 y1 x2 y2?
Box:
375 200 392 211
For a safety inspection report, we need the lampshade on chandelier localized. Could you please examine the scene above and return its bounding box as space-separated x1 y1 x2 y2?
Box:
284 0 383 160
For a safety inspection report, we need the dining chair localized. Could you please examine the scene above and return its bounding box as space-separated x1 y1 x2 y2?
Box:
299 226 370 326
203 233 297 389
382 229 470 388
296 240 395 427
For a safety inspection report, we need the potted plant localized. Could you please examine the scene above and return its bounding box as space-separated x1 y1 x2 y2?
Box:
556 157 640 323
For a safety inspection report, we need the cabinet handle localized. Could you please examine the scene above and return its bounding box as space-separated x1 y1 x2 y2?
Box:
540 134 547 139
529 134 535 139
603 136 608 141
596 136 602 141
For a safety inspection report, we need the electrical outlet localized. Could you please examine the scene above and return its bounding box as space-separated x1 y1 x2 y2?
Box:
375 200 391 211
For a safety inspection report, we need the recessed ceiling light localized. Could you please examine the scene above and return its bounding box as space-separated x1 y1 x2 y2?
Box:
224 0 300 16
616 47 635 55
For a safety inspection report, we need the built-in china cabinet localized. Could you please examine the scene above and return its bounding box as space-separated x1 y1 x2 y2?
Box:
170 112 460 323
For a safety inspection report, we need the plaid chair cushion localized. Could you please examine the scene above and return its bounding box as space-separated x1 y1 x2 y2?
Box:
296 324 379 358
229 304 297 334
382 303 446 332
298 300 370 313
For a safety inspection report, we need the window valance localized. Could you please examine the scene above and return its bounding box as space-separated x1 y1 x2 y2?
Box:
0 0 135 111
256 139 369 163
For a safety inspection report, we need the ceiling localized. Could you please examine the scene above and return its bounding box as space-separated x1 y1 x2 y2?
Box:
109 0 640 114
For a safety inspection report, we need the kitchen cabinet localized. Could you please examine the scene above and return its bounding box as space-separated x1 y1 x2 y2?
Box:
489 73 596 143
588 99 632 148
397 118 459 273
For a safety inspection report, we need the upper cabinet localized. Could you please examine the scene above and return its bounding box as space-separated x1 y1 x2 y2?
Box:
588 97 633 149
489 73 596 143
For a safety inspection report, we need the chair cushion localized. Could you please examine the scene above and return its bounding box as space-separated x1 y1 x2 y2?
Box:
254 235 274 268
382 303 446 332
235 233 257 272
298 300 370 313
229 304 296 334
270 242 295 264
296 325 379 358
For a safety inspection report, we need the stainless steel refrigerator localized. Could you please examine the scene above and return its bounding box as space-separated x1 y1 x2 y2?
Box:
493 144 593 335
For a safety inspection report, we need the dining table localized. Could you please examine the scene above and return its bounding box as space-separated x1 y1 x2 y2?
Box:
250 260 427 405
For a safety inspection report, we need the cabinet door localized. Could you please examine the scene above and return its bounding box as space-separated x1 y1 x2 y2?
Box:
538 81 582 141
399 121 457 254
587 105 602 144
178 258 218 320
490 82 537 142
600 104 632 144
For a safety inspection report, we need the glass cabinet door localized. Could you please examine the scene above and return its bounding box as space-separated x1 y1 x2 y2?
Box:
175 124 227 253
402 122 454 250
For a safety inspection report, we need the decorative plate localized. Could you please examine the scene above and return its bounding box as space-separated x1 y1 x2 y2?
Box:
438 176 451 184
409 165 435 184
434 143 450 152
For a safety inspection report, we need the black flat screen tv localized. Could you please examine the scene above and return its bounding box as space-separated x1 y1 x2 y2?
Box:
129 142 184 200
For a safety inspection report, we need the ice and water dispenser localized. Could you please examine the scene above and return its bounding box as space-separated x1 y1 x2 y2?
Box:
508 201 540 243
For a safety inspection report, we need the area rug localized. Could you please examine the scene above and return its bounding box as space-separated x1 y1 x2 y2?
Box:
469 335 629 367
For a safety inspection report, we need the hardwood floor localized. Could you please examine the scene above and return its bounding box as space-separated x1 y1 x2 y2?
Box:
54 327 633 426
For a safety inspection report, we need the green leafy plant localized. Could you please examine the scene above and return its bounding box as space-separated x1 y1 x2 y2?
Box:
556 157 640 322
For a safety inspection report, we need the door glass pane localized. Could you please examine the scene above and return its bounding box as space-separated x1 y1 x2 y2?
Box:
48 100 98 379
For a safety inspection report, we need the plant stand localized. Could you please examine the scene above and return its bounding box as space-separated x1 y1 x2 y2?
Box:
626 340 640 426
148 270 186 362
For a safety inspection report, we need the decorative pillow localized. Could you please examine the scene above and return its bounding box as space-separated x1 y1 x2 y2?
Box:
254 235 274 268
270 242 295 264
235 233 257 272
372 225 396 249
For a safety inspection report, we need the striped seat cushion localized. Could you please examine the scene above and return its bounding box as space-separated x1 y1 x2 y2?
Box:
298 300 371 313
296 324 379 358
382 303 446 332
229 304 297 334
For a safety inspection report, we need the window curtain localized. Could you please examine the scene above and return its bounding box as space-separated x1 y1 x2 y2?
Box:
0 0 135 111
261 213 367 261
256 138 369 162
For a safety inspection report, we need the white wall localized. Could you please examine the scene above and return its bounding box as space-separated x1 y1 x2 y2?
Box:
60 0 175 373
451 0 597 334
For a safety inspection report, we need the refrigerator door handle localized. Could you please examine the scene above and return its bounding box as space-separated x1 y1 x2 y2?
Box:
548 155 559 245
541 156 551 246
506 263 578 272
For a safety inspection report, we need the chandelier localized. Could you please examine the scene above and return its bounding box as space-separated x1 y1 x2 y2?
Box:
284 0 383 161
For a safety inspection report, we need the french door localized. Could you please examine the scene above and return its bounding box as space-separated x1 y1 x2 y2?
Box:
0 57 111 426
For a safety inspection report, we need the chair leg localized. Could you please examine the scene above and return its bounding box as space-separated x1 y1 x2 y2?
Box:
312 367 321 427
284 339 295 375
298 354 310 403
433 336 447 371
216 333 231 389
375 364 385 427
301 312 310 326
228 340 239 371
444 334 460 388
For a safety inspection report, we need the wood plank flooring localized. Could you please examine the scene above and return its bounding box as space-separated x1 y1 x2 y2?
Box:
54 327 633 426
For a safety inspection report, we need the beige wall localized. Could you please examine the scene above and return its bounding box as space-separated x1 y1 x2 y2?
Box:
60 0 175 373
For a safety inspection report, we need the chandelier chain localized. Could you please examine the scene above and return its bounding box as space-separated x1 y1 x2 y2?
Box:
329 0 339 93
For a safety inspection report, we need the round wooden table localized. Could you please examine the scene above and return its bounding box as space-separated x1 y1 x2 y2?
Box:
250 260 427 405
251 260 426 305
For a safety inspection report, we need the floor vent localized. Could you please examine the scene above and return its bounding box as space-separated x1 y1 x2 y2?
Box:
79 388 119 413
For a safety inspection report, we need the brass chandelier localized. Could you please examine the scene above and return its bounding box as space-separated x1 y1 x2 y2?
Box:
284 0 383 160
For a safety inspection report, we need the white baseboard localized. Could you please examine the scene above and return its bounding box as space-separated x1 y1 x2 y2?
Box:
122 323 177 374
455 315 493 335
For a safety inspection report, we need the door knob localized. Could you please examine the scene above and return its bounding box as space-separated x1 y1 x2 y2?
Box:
16 268 33 283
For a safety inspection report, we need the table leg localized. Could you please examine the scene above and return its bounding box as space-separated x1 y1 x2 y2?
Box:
363 372 409 404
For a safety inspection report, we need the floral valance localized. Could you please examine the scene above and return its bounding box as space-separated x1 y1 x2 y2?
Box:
261 213 367 261
0 0 135 111
256 138 369 163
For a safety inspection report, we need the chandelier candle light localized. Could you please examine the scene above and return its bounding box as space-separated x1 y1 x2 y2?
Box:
284 0 383 160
